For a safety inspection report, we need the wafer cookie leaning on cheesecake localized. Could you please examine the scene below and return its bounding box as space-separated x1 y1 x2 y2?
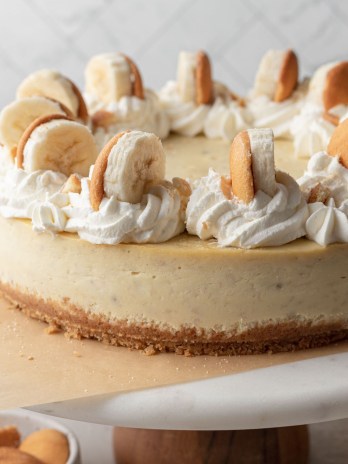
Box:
247 49 306 139
159 50 250 139
186 128 308 248
63 130 191 244
0 112 98 227
291 61 348 158
85 52 170 145
298 118 348 245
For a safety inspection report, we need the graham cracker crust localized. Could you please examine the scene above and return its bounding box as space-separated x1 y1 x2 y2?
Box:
1 282 348 356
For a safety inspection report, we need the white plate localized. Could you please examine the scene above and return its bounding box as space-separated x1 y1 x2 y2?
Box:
30 351 348 430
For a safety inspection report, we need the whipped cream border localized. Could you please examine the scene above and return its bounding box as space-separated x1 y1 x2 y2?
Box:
158 81 251 140
186 168 308 249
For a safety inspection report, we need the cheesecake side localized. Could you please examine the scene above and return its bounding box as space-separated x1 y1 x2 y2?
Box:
1 216 347 354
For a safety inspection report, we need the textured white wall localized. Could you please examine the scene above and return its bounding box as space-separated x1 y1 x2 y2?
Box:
1 0 348 106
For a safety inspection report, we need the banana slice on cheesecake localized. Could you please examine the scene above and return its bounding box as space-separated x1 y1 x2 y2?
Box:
85 52 144 104
229 128 276 203
64 130 190 245
177 50 214 104
90 130 165 209
309 61 348 114
16 114 98 176
17 69 88 122
85 53 170 140
0 96 72 151
290 61 348 159
252 49 299 102
186 128 307 248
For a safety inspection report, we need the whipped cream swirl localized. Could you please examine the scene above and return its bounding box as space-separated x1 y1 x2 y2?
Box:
86 89 170 149
290 103 335 158
186 169 308 248
298 151 348 205
305 198 348 246
247 83 307 139
32 192 69 234
0 145 15 177
298 151 348 245
159 81 250 139
63 178 187 245
0 167 67 219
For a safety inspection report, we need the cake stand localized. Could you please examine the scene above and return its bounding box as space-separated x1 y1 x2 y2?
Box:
29 350 348 463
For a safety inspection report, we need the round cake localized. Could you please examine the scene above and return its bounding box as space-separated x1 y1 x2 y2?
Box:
0 50 347 355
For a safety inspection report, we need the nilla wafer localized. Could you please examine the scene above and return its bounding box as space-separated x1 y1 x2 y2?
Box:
327 118 348 168
253 49 298 102
230 131 254 203
61 173 82 194
274 50 299 102
19 429 69 464
307 183 331 204
123 54 145 100
85 53 144 104
229 128 276 203
323 61 348 112
90 131 128 210
16 114 71 169
177 50 214 105
196 51 214 105
322 111 339 127
0 425 20 448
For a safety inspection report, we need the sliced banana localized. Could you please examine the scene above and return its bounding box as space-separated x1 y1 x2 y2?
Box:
248 128 276 197
177 51 197 103
177 50 214 105
309 61 348 111
17 114 98 176
229 128 276 203
85 52 144 104
17 69 88 122
90 130 165 210
327 118 348 168
252 49 298 102
308 62 338 106
0 96 70 150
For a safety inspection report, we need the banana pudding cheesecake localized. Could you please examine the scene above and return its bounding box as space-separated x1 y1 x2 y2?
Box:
0 52 347 355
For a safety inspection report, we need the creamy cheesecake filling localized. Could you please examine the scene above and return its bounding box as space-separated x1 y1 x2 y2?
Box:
0 136 347 354
0 216 347 333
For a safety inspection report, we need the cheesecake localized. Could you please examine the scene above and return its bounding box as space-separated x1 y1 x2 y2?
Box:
0 53 347 356
0 131 347 355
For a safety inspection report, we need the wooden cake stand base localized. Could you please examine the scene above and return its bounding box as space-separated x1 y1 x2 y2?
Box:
114 425 309 464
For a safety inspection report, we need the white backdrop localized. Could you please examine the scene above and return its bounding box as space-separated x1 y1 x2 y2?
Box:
1 0 348 105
